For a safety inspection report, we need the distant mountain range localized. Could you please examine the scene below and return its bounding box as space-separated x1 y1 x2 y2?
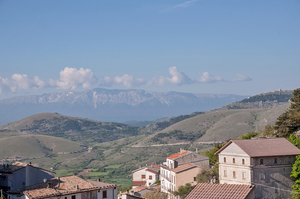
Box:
0 88 247 123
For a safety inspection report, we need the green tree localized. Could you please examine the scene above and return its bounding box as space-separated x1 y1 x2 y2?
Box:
274 88 300 137
291 155 300 199
173 183 195 198
196 168 214 183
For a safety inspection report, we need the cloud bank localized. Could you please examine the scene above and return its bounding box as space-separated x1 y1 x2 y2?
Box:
0 66 252 94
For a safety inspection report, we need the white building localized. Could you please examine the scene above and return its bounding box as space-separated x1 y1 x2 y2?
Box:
215 138 300 199
132 164 160 188
160 149 209 197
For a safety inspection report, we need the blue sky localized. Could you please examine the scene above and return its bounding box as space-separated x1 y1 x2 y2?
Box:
0 0 299 99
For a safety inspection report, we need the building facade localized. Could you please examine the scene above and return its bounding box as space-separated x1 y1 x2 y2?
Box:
215 138 300 199
132 164 160 188
160 149 209 197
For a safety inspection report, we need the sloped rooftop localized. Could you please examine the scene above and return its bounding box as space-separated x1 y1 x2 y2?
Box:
185 183 254 199
215 138 300 157
167 151 190 160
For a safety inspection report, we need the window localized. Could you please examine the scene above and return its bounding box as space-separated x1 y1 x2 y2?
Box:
103 190 107 198
72 196 76 199
149 175 152 180
224 157 226 163
174 176 175 184
274 158 277 164
242 159 245 165
233 158 235 163
242 172 246 179
233 171 236 178
260 159 263 165
275 186 279 193
194 177 196 181
65 197 67 199
224 170 227 177
260 173 265 180
142 175 146 179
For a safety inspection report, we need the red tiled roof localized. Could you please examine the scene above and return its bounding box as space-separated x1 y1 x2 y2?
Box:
185 183 254 199
86 179 119 189
146 168 158 174
132 181 147 186
23 176 98 199
152 164 160 168
215 138 300 157
171 163 197 173
167 151 190 160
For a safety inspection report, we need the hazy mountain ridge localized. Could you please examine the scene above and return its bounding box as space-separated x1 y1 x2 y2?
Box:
0 88 247 123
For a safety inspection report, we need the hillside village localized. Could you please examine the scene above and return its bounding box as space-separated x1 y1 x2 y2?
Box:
0 88 299 199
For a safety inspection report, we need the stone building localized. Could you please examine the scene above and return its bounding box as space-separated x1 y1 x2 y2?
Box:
215 138 300 199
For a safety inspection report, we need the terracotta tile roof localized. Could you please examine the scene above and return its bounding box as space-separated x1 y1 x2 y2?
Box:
86 179 119 189
185 183 255 199
132 181 147 187
22 176 98 199
171 163 197 173
167 151 190 160
145 168 158 174
132 164 160 173
215 138 300 157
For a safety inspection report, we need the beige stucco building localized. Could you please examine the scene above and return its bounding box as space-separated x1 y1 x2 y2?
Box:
215 138 300 199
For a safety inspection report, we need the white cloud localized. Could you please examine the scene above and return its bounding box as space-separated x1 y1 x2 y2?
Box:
196 72 223 83
114 74 146 88
0 74 46 94
53 67 98 90
231 74 252 82
148 66 192 86
161 0 198 12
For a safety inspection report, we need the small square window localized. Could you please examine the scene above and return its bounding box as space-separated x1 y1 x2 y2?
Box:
224 157 226 163
260 173 265 180
274 158 277 164
233 171 236 178
224 170 227 177
72 196 76 199
233 158 235 163
242 159 245 165
149 175 152 180
194 177 196 181
142 175 146 179
260 159 264 165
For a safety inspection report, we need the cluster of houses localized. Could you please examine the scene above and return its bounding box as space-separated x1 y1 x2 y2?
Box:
1 137 300 199
131 137 300 199
0 162 119 199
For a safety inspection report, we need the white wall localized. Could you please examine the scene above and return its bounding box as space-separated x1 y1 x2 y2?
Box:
97 188 118 199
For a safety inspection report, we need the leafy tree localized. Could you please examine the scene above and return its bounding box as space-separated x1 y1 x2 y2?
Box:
142 190 168 199
239 131 258 139
204 143 224 165
291 155 300 199
274 88 300 137
173 183 195 198
196 168 214 183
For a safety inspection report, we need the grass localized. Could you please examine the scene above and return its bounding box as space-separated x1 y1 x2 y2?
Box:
105 164 122 169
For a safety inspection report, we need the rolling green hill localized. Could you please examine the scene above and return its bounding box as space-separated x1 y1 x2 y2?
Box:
137 103 289 145
0 112 139 144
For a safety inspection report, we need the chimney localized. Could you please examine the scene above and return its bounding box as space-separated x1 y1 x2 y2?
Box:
29 162 32 165
76 185 79 190
57 177 60 188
